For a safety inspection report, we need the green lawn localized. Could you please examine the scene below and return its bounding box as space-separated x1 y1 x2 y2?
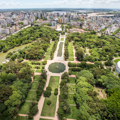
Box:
67 94 76 104
114 59 120 63
67 58 74 61
26 91 37 101
66 106 78 119
69 77 76 83
34 75 40 81
71 71 78 76
41 93 57 117
68 84 76 93
19 102 31 114
61 38 64 41
15 116 32 120
49 76 59 91
31 82 38 90
67 42 74 61
44 42 54 60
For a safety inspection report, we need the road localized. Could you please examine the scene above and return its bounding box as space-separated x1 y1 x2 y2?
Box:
1 25 31 40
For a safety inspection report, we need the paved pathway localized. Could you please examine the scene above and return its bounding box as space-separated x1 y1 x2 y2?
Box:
19 114 27 117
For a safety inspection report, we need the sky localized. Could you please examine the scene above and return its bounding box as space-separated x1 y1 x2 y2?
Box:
0 0 120 9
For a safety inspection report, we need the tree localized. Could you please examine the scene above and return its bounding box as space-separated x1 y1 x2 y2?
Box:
44 90 51 97
4 91 22 107
47 100 51 105
0 87 13 102
76 48 84 61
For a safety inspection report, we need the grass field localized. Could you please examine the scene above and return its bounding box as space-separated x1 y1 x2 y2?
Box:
31 82 38 90
41 93 57 117
69 77 76 83
71 71 78 76
49 76 59 91
67 94 76 104
68 84 76 93
26 91 37 101
67 42 74 61
44 42 54 60
66 106 78 119
114 59 120 63
34 75 40 81
61 38 64 41
19 102 31 114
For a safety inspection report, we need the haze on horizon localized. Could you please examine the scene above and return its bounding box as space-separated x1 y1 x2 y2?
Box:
0 0 120 9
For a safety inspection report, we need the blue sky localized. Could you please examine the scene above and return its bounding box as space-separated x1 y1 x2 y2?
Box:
0 0 120 9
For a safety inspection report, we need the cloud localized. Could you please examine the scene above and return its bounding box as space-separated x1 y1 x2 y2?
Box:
0 0 120 8
0 1 22 6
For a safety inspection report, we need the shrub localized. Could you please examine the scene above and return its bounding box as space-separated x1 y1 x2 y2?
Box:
47 100 51 105
68 62 76 67
46 86 52 91
42 61 47 65
54 90 58 95
42 66 45 69
28 102 38 119
54 88 58 95
44 90 51 97
61 72 69 82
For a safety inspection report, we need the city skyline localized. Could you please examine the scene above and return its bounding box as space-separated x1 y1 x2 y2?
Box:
0 0 120 9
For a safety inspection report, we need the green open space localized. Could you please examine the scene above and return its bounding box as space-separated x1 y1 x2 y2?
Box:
57 42 63 57
26 91 37 101
61 38 64 41
69 77 76 83
49 76 59 91
68 84 76 93
71 71 78 76
34 75 40 81
67 94 76 104
41 93 57 117
44 41 54 60
31 82 38 90
19 102 31 114
66 106 78 119
67 42 74 61
114 59 120 63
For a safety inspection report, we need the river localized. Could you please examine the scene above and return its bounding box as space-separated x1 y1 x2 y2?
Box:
0 43 32 64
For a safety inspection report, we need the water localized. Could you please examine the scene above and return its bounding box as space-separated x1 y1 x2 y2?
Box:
0 43 31 64
48 62 66 73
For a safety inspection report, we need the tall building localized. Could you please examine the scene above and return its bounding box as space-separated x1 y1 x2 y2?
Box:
52 21 56 26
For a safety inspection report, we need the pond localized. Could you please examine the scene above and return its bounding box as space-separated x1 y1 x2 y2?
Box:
0 43 32 64
48 62 66 73
57 42 63 57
